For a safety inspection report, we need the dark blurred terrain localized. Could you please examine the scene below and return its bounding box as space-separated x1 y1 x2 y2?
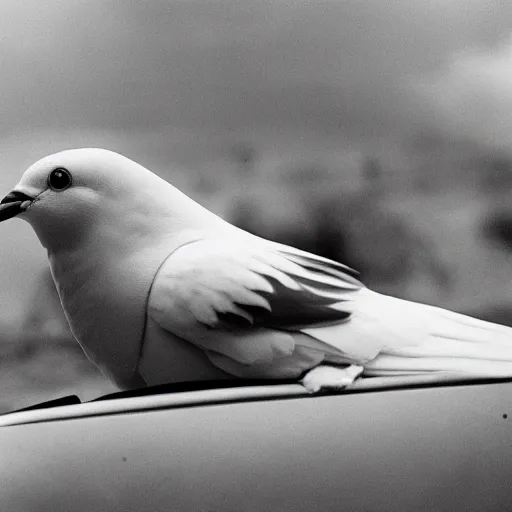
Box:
3 140 512 412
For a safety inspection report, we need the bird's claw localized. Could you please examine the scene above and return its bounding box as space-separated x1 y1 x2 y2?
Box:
301 364 364 393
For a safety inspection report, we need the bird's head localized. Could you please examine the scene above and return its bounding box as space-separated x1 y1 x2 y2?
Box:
0 148 213 252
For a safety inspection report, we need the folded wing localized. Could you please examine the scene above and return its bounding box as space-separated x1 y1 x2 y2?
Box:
147 238 369 369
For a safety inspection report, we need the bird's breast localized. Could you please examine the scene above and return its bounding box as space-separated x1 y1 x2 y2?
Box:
47 241 183 386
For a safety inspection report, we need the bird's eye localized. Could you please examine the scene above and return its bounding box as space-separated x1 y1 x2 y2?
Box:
48 168 72 191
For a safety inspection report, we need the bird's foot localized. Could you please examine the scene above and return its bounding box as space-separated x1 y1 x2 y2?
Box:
301 364 364 393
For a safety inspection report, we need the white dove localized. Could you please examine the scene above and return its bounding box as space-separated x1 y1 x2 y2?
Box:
2 148 512 393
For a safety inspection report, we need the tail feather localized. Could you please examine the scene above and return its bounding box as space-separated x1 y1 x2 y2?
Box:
385 335 512 360
299 288 512 376
432 307 512 345
365 354 512 376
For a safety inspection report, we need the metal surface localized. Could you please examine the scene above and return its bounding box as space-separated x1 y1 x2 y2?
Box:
1 373 506 426
1 380 512 511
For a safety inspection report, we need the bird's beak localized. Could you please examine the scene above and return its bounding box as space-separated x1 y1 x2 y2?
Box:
0 191 34 221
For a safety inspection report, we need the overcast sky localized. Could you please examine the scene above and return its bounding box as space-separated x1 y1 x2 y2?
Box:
0 0 512 319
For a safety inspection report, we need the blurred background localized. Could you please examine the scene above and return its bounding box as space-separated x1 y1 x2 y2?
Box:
2 1 512 411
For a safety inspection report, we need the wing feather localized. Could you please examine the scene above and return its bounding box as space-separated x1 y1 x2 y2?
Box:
147 238 363 366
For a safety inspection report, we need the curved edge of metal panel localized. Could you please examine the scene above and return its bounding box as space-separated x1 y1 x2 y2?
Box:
1 372 511 426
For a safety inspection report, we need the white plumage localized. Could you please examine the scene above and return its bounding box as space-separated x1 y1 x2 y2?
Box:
2 148 512 392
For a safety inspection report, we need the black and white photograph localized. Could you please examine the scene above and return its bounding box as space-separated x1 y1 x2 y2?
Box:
1 1 512 510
